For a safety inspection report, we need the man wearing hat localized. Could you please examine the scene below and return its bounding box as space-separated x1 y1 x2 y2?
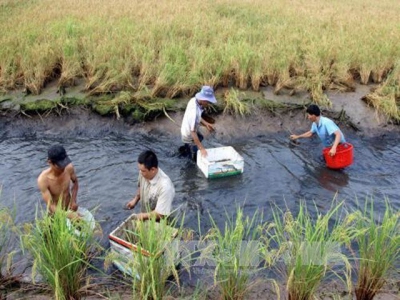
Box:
37 145 79 219
181 85 217 160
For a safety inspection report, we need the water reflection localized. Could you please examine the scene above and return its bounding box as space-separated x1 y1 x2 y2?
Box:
314 166 349 192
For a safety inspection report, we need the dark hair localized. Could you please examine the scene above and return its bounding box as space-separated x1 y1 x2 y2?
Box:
306 104 321 116
138 150 158 170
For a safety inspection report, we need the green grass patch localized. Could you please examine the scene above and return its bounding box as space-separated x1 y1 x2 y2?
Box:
264 201 355 300
353 199 400 300
0 203 17 287
204 207 264 300
22 205 101 300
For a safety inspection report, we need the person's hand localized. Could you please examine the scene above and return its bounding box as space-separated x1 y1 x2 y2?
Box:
126 196 138 210
70 203 78 211
329 147 337 157
290 134 298 140
67 211 81 221
205 123 215 133
200 148 207 157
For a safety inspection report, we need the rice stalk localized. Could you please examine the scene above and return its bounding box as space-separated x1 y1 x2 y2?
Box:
205 207 264 300
0 0 399 114
265 201 355 300
353 199 400 300
363 60 400 122
0 198 18 287
21 203 101 300
223 89 251 116
112 217 184 300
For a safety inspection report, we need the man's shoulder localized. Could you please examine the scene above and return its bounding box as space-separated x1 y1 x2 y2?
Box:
157 169 174 187
321 116 338 127
185 97 197 109
321 116 333 123
65 163 75 173
37 168 50 186
158 168 171 180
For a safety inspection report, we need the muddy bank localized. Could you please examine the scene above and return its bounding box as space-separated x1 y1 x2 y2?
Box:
6 277 400 300
1 79 399 139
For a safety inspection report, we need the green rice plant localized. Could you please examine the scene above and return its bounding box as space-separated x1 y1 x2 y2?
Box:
22 204 100 300
0 204 17 287
203 207 264 300
353 199 400 300
108 217 182 300
265 201 355 300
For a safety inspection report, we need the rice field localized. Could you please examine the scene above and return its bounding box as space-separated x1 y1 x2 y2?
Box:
0 0 399 119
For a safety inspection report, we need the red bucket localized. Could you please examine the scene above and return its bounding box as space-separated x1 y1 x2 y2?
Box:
323 142 353 169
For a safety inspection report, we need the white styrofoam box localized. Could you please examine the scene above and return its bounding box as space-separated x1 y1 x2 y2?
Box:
108 214 179 277
197 146 244 179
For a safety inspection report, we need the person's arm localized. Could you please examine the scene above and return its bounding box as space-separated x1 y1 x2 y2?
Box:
191 130 207 157
200 118 215 133
69 165 79 211
290 130 313 140
126 190 141 209
328 130 342 156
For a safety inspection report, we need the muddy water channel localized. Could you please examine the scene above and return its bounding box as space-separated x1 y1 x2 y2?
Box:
1 116 399 240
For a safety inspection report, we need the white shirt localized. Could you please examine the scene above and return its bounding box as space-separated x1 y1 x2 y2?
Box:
137 168 175 215
181 97 203 143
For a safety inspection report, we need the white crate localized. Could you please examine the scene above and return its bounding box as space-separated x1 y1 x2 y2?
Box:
197 146 244 179
108 214 178 277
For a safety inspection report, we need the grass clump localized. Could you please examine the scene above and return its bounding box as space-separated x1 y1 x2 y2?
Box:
223 89 251 116
22 205 100 300
204 207 263 300
363 61 400 122
0 204 17 287
353 199 400 300
266 201 355 300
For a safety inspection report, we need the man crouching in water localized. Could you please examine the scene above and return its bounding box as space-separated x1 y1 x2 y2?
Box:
37 145 79 220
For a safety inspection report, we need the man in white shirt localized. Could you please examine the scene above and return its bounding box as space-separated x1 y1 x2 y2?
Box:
181 85 217 161
126 150 175 221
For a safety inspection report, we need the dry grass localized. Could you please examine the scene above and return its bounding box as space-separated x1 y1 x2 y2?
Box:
0 0 399 117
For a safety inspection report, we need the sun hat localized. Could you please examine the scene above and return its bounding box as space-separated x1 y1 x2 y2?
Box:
195 86 217 104
48 145 71 168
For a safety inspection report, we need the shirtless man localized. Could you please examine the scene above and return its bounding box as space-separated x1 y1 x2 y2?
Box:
37 145 79 219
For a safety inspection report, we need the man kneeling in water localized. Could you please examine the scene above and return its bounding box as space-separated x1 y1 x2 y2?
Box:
37 145 80 220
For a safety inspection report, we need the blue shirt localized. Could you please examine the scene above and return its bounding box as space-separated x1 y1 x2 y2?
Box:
310 116 346 147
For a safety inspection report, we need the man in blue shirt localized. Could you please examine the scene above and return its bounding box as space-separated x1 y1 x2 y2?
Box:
290 104 346 156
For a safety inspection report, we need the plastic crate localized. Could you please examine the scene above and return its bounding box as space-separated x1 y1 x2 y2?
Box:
108 214 178 277
197 146 244 179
